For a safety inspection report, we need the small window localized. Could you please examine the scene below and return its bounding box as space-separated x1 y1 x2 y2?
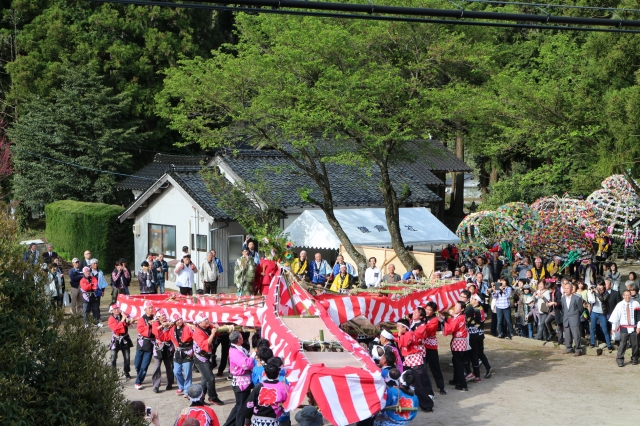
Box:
149 224 176 258
191 234 208 252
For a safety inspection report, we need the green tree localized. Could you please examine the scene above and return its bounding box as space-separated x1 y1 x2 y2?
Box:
157 12 489 270
0 207 144 426
9 67 139 215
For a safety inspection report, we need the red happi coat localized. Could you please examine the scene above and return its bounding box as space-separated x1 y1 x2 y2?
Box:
443 313 469 352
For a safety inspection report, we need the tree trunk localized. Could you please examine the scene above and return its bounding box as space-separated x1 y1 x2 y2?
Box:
490 163 499 184
479 156 490 197
322 207 368 280
451 126 465 217
376 158 417 272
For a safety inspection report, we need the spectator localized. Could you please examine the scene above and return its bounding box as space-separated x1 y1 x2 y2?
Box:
512 256 533 280
291 251 310 282
23 242 39 265
46 263 61 307
173 384 221 426
606 278 622 316
79 250 92 270
120 258 132 295
332 254 357 278
68 258 84 315
191 314 224 405
129 400 160 426
42 243 58 264
476 257 492 284
80 266 101 327
609 289 640 367
561 279 583 356
224 330 255 426
515 284 534 338
605 263 621 291
139 260 157 294
577 258 597 287
309 253 331 289
546 256 563 276
364 257 382 288
543 280 563 345
107 302 133 379
402 265 423 282
576 281 589 301
491 278 513 339
175 254 197 296
531 257 547 282
49 259 65 308
111 260 130 304
210 250 224 280
534 283 551 341
587 279 613 352
382 264 402 284
89 259 109 308
234 249 256 296
154 253 168 294
242 236 261 266
488 251 503 283
200 251 220 294
441 244 459 272
631 284 640 304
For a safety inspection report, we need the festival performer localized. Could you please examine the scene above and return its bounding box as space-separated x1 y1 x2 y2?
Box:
609 289 640 367
166 312 194 396
379 329 403 373
234 249 256 296
373 369 419 426
223 331 255 426
134 301 156 390
255 256 278 296
438 301 469 391
107 302 134 379
174 384 221 426
310 253 332 288
150 309 175 393
531 258 547 282
468 295 493 380
396 319 433 413
243 363 289 426
332 254 357 278
192 314 225 405
441 244 459 273
422 302 446 395
330 264 352 292
546 256 564 277
291 251 310 282
410 308 438 398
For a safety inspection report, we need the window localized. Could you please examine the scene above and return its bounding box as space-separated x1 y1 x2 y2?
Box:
148 224 176 258
191 234 208 252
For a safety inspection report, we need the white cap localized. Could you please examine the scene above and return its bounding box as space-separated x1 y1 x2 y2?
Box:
194 313 208 324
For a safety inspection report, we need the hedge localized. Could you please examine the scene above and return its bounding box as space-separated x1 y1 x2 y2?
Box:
45 200 133 271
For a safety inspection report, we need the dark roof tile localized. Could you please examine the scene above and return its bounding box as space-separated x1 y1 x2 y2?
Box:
116 153 210 191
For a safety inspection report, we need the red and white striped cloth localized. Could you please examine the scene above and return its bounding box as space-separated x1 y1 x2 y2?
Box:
315 281 467 325
117 293 262 327
258 272 386 426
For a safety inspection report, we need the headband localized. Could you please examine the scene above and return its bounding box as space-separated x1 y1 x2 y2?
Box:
380 330 395 341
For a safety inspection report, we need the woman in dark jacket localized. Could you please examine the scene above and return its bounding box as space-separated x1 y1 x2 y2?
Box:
138 261 157 294
112 260 131 303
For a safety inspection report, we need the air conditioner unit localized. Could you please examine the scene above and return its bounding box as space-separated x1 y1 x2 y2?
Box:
132 224 140 236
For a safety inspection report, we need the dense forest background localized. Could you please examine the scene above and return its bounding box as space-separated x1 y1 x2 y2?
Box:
2 0 640 223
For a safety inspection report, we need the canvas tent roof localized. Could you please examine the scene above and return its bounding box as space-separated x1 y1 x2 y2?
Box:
284 207 460 249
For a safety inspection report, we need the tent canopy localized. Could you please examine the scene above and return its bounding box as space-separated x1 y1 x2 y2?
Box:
284 207 460 249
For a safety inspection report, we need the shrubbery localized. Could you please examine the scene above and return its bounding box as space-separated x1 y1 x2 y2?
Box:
45 200 133 268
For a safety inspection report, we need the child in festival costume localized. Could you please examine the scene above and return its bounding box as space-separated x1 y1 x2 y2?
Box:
373 369 419 426
243 363 289 426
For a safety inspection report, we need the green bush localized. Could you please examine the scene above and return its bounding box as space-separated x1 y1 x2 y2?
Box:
45 200 133 270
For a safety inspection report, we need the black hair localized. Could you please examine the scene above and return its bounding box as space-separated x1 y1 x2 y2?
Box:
383 347 396 365
129 401 146 417
414 307 426 320
388 368 401 381
196 289 205 295
401 370 415 386
182 246 189 252
460 290 471 299
264 363 280 380
258 347 273 363
141 260 149 267
414 265 423 272
455 301 466 310
267 356 283 369
369 257 377 262
425 301 438 313
257 338 271 349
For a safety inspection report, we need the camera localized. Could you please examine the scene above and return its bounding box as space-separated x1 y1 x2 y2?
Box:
146 407 152 417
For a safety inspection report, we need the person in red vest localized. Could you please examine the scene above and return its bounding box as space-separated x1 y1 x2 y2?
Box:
254 256 278 296
107 302 134 379
397 319 433 412
134 301 156 390
174 384 221 426
441 244 459 272
166 312 195 396
422 301 447 395
151 309 175 393
439 301 469 391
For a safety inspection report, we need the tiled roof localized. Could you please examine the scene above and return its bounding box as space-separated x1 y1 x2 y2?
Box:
219 150 441 208
412 139 472 172
116 153 210 191
169 169 232 221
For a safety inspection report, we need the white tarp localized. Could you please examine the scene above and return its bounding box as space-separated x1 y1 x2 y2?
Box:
284 207 460 249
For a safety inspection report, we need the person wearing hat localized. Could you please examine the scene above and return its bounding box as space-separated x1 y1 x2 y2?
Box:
173 384 221 426
151 309 175 393
80 266 101 326
330 264 352 292
192 313 225 405
396 319 433 412
175 254 198 296
437 301 469 391
515 284 535 338
379 329 403 373
134 301 157 390
577 258 597 287
68 257 84 315
294 405 324 426
107 302 134 379
165 312 195 396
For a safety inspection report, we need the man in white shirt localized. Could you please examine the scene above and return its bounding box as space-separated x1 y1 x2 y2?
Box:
609 289 640 367
175 254 198 296
365 257 382 288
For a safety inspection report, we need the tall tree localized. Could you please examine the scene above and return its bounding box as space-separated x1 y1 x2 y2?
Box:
157 13 487 270
9 67 139 215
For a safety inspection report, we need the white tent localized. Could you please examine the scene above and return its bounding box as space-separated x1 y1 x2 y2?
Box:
284 207 460 249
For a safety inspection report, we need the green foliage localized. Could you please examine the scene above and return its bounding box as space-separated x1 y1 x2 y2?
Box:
45 199 133 268
0 206 143 426
9 67 139 214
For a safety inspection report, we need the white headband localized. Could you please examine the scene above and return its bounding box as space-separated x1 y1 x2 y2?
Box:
381 330 395 341
188 389 204 402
